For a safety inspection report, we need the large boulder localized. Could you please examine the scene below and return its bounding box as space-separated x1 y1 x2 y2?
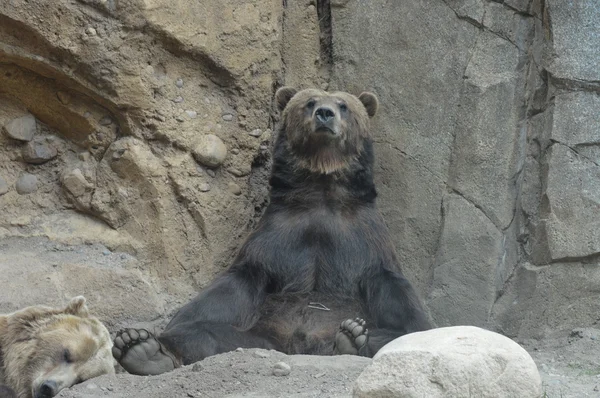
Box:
353 326 542 398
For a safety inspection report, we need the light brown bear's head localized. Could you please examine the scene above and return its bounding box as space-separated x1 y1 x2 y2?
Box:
0 296 115 398
275 87 379 175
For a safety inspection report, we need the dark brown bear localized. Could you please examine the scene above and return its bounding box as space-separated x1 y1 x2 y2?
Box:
112 87 432 375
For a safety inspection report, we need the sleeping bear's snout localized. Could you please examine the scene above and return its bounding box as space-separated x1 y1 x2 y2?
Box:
34 380 57 398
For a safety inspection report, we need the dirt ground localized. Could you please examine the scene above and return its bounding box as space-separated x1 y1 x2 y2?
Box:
57 349 371 398
55 335 600 398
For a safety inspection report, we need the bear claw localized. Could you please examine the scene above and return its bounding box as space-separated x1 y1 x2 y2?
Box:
334 318 369 356
113 328 180 376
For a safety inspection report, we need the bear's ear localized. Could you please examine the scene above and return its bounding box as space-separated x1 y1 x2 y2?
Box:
358 92 379 118
275 86 298 112
65 296 89 317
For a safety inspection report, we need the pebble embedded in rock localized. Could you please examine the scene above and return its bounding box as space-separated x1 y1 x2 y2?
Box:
253 350 270 359
249 129 263 137
99 116 113 126
222 113 233 121
185 110 197 118
206 169 216 178
228 182 242 196
15 173 38 195
192 134 227 168
192 363 203 372
272 362 291 376
173 96 184 103
56 91 70 105
176 78 184 88
198 183 211 192
0 176 8 196
3 114 37 142
22 138 58 164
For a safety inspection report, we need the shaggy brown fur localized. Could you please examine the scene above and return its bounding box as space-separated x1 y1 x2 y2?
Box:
0 297 114 398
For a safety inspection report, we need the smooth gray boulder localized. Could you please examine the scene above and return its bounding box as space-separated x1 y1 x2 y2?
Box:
353 326 542 398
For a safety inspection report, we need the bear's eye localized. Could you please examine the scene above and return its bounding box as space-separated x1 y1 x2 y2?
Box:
306 100 316 109
339 103 348 112
63 348 72 363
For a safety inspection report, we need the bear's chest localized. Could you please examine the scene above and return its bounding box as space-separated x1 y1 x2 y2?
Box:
264 207 381 293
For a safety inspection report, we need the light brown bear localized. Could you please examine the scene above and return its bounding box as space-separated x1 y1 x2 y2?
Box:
0 296 115 398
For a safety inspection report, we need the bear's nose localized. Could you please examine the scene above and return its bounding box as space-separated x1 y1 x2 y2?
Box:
315 107 335 123
38 380 58 397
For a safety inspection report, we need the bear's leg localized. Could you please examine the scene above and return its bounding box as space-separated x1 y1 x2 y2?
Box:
113 329 180 376
363 268 432 334
335 269 432 357
159 321 277 365
113 323 277 375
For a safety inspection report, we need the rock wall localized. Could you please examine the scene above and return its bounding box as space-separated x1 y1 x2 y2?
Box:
0 0 598 339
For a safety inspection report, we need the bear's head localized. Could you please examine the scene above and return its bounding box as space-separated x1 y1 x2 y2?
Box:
275 87 378 175
0 296 115 398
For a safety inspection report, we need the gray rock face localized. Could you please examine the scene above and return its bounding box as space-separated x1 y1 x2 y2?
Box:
543 145 600 261
22 137 58 164
3 114 37 141
0 176 8 196
546 0 600 81
354 326 542 398
331 0 600 336
15 173 38 194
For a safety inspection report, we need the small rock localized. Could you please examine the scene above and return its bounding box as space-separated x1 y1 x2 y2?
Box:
198 183 211 192
176 115 185 122
192 134 227 168
61 169 91 197
15 173 38 195
78 152 91 161
173 96 184 103
86 27 97 36
0 176 8 196
272 362 291 376
228 182 242 196
185 110 197 119
99 116 113 126
22 138 58 164
86 383 98 390
230 148 240 155
222 113 234 121
3 114 36 141
56 91 70 105
102 250 110 256
314 372 326 378
192 363 203 372
206 169 216 178
235 347 244 352
176 78 184 88
249 129 263 137
253 350 270 359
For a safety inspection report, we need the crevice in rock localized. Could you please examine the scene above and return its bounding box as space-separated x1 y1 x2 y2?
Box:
389 144 446 183
440 0 485 29
548 73 600 94
549 140 600 167
550 251 600 265
316 0 333 84
449 188 503 231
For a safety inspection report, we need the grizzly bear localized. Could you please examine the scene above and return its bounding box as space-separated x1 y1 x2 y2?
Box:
0 296 115 398
112 87 432 376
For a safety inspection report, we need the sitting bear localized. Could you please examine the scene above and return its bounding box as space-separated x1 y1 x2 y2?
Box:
112 87 432 376
0 296 115 398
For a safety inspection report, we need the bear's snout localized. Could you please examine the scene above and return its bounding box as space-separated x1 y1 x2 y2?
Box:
35 380 57 398
315 106 335 123
313 106 339 136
